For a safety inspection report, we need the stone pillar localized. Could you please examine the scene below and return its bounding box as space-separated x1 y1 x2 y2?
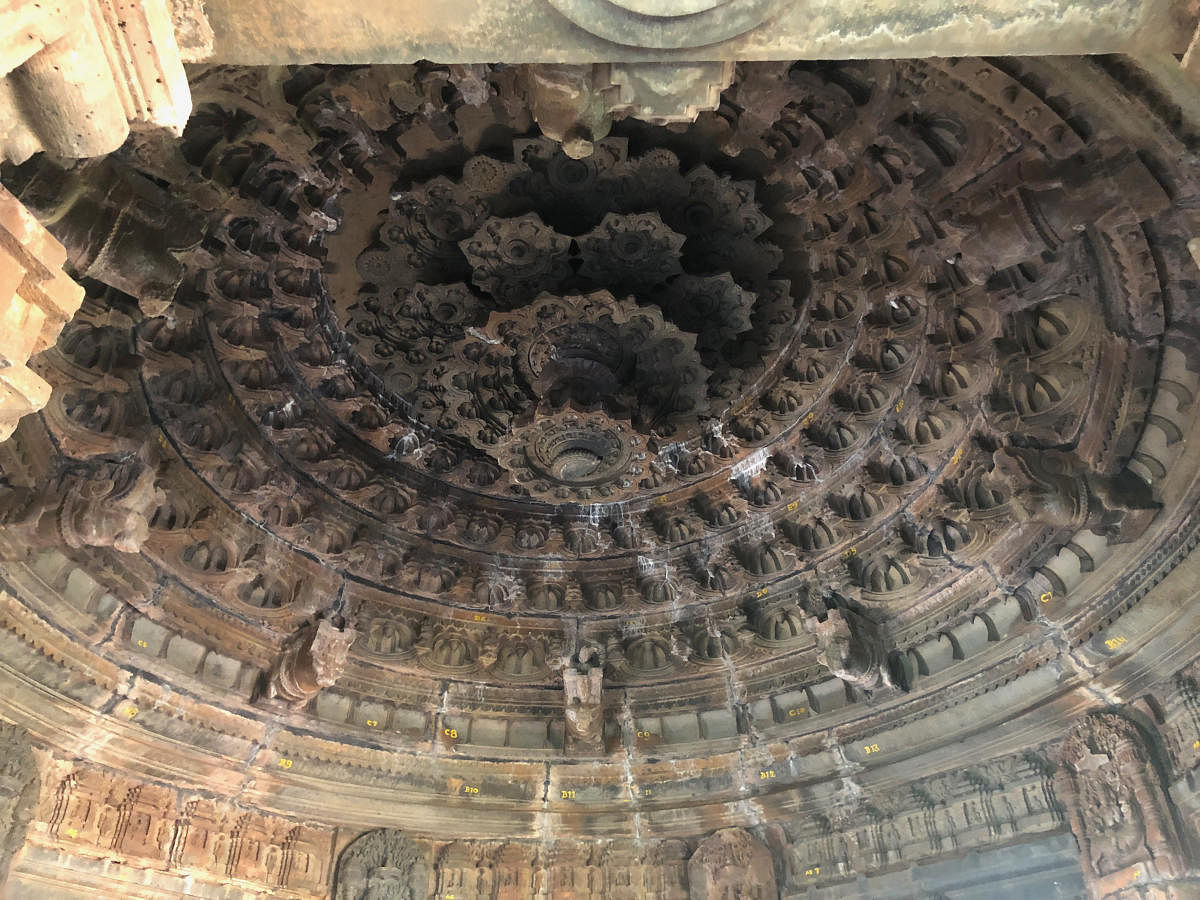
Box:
0 185 85 442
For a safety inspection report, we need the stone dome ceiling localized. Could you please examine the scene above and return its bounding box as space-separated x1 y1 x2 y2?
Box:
3 54 1200 895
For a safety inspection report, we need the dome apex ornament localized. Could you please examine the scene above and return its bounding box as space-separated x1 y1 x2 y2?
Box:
497 408 644 502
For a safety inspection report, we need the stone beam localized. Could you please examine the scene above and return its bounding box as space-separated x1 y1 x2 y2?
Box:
197 0 1197 65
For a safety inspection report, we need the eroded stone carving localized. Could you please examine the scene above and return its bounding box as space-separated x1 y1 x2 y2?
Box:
0 724 38 887
260 615 357 707
1056 713 1185 889
0 458 164 554
688 828 777 900
557 645 605 753
335 829 430 900
520 62 736 158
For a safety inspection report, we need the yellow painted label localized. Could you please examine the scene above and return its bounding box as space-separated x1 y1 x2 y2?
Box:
754 587 769 599
863 743 881 755
759 769 776 779
365 719 379 727
1104 636 1128 651
135 639 148 648
804 866 821 877
842 546 857 559
472 613 487 622
278 758 293 769
636 730 655 739
802 412 815 427
787 707 807 717
1040 591 1053 604
786 501 799 512
65 827 79 838
124 706 138 718
443 728 458 739
894 399 905 412
463 785 479 794
560 789 576 799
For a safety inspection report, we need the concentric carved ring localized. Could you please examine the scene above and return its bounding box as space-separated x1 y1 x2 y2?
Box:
544 0 783 48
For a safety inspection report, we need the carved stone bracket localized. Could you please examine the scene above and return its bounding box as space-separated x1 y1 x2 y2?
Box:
0 458 164 554
9 158 204 316
557 645 605 753
260 616 357 708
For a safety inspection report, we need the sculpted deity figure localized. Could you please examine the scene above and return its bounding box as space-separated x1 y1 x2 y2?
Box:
334 829 430 900
688 828 778 900
1056 713 1183 885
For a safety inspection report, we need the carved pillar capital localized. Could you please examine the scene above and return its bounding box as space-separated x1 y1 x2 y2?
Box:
0 185 85 442
0 0 194 163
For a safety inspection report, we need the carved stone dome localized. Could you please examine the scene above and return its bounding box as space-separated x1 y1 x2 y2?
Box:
4 54 1200 898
